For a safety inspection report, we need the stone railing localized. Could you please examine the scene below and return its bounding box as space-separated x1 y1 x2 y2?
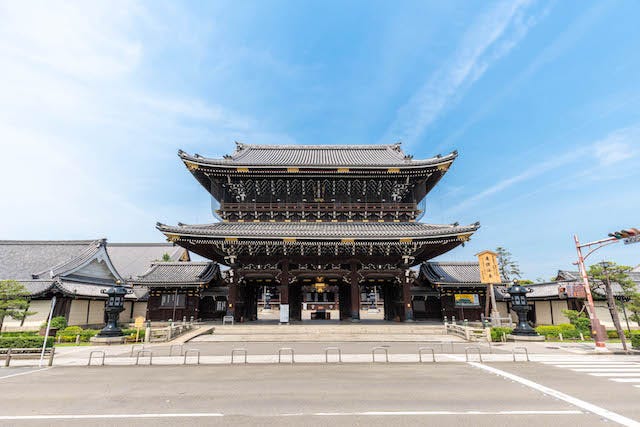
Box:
145 321 198 343
445 323 491 342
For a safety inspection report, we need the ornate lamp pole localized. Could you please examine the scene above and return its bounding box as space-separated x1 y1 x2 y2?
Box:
92 281 133 343
508 282 539 337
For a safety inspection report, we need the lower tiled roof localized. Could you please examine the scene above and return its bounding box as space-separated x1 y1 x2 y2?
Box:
157 221 479 240
132 262 220 285
420 261 506 285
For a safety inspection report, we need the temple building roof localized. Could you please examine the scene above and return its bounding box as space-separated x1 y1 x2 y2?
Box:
179 142 457 169
157 221 479 241
131 261 220 286
420 261 506 286
106 242 188 280
0 239 141 299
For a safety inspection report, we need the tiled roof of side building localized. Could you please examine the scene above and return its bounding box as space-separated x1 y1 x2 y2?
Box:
420 261 507 285
0 240 104 280
106 243 188 280
157 221 479 240
132 262 220 284
178 142 457 168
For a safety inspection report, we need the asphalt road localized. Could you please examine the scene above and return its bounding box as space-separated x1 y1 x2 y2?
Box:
1 361 638 426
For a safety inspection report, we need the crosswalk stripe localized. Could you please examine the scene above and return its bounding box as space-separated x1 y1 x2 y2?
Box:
589 373 640 377
571 369 640 372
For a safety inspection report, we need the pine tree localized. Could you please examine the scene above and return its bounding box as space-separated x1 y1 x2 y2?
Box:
495 247 522 281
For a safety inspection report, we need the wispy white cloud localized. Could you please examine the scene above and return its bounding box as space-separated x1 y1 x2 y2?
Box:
0 1 291 240
445 124 640 216
381 0 537 146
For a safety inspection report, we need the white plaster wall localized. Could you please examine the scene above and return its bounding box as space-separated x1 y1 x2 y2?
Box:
68 299 89 326
550 300 570 324
87 300 105 325
1 299 52 331
535 301 553 325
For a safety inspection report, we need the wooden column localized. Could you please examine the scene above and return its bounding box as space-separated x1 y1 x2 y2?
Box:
350 262 360 322
402 269 414 321
227 268 237 321
278 260 290 323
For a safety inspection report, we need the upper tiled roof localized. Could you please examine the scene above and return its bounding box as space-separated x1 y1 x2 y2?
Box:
157 221 479 241
0 240 104 280
132 262 220 285
106 243 187 279
420 261 506 285
179 143 457 168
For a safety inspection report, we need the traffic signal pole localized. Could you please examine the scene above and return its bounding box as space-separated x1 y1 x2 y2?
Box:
574 235 609 349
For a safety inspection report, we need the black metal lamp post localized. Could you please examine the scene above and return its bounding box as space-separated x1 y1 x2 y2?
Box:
96 281 132 338
264 290 272 310
508 282 539 336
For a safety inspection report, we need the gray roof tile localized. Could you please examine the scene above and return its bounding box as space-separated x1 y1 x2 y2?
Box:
420 261 506 285
106 243 187 279
132 262 220 284
157 221 479 240
179 143 456 168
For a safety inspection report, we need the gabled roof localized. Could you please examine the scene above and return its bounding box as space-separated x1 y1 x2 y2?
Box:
157 221 479 241
0 239 123 283
0 240 103 280
106 243 188 280
132 262 220 286
179 142 457 168
420 261 506 286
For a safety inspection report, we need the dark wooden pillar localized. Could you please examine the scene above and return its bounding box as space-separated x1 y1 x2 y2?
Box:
227 268 237 321
402 269 414 321
350 262 360 322
278 260 290 323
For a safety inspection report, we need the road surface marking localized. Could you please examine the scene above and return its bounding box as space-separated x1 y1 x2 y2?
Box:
469 362 640 427
590 373 640 377
572 369 640 372
0 368 51 380
0 413 223 420
306 410 582 416
613 379 640 383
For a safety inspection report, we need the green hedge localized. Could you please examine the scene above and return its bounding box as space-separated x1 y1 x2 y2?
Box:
606 330 640 339
0 331 38 337
122 328 145 340
56 328 99 343
535 324 586 339
632 334 640 349
490 327 513 342
0 336 53 348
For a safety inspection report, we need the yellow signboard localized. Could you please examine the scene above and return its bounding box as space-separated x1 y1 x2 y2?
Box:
134 316 145 328
476 250 500 284
454 293 480 307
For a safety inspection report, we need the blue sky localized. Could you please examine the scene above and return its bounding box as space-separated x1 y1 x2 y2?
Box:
0 0 638 279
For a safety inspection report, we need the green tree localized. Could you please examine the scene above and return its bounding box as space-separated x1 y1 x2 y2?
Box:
588 262 636 349
495 247 522 281
0 280 34 332
161 253 171 262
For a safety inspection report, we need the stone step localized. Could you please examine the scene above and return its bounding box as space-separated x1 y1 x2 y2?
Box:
193 333 458 343
209 324 447 336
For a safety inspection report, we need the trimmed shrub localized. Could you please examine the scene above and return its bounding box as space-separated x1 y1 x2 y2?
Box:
0 331 38 337
122 328 145 341
632 334 640 349
0 336 53 348
48 316 68 330
490 327 513 342
535 324 584 339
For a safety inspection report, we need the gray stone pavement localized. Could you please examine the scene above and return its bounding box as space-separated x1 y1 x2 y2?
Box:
0 363 627 426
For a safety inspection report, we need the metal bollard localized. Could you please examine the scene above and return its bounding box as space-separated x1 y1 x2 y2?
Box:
130 344 144 357
231 348 248 364
464 346 482 363
324 347 342 363
88 350 106 366
512 347 529 362
278 348 295 364
183 349 200 365
371 347 389 363
418 347 436 363
135 350 153 366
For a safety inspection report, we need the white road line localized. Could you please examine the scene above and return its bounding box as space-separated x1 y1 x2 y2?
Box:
0 413 224 420
553 365 639 369
572 369 640 372
590 373 640 377
0 410 583 420
612 379 640 383
469 362 640 427
0 368 51 380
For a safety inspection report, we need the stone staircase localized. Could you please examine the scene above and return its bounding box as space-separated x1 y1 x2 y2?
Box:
191 323 459 343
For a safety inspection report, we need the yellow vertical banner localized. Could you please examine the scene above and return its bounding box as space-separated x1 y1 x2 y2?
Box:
476 250 500 284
